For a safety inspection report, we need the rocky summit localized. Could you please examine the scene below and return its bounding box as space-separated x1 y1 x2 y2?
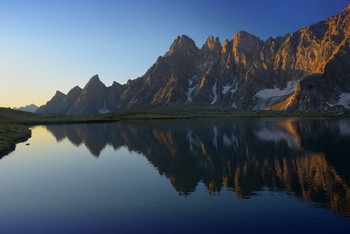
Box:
37 4 350 115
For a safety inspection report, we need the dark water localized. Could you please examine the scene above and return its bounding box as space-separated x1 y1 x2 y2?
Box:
1 118 350 233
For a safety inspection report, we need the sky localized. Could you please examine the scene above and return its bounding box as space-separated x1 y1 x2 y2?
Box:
1 0 349 108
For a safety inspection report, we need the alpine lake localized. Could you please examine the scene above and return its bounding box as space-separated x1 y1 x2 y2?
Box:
1 117 350 233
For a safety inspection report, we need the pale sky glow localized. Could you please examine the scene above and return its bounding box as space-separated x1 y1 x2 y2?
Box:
1 0 349 108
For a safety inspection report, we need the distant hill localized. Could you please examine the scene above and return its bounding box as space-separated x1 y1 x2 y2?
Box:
14 104 39 113
38 4 350 115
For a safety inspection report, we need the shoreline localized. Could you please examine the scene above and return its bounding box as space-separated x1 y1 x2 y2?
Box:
1 107 349 157
0 124 32 158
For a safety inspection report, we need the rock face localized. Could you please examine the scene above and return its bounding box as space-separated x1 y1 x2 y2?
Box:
36 87 83 115
69 75 108 115
37 4 350 114
37 75 122 115
36 91 66 114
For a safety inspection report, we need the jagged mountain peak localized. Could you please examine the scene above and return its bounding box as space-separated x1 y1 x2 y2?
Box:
67 86 82 96
86 74 101 84
36 90 66 114
204 35 221 50
233 30 262 42
111 81 123 87
70 86 82 92
234 30 252 37
170 35 196 48
83 74 107 91
55 90 66 97
166 35 198 57
338 4 350 29
206 35 220 43
175 34 194 43
221 39 231 54
38 5 350 114
72 85 82 89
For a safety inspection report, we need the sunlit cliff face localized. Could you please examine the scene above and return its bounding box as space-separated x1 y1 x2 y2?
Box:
34 5 350 115
44 118 350 218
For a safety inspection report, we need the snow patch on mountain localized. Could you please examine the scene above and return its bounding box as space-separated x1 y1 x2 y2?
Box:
222 82 238 96
211 80 218 104
99 101 111 114
336 93 350 108
254 81 297 99
222 85 231 95
230 83 238 95
327 93 350 108
186 76 198 102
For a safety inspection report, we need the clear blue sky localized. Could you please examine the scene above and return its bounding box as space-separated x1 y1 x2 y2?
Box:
1 0 349 107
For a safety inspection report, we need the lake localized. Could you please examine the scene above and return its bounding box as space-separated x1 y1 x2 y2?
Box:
1 118 350 233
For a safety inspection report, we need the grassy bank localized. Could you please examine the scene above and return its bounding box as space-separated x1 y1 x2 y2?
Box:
0 124 31 157
0 107 119 125
115 102 350 119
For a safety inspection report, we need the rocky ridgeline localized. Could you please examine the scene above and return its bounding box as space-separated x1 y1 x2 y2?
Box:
37 4 350 115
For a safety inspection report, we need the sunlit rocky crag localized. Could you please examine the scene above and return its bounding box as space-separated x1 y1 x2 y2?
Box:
37 5 350 114
46 118 350 218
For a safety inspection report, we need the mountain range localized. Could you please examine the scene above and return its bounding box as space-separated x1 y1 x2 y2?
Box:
14 104 38 113
37 4 350 115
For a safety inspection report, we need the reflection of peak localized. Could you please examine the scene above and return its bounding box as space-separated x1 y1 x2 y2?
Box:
46 124 109 157
43 119 350 217
275 120 301 146
292 153 350 214
255 128 298 149
255 120 301 149
46 125 66 142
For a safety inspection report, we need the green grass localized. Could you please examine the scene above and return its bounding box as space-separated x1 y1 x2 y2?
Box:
116 102 350 119
0 107 120 125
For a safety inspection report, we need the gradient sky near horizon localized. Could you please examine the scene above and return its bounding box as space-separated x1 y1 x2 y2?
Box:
1 0 349 108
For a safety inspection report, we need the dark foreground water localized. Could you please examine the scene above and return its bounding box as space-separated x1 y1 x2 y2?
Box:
1 118 350 233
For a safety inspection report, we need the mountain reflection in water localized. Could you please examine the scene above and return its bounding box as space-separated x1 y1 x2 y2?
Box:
46 118 350 218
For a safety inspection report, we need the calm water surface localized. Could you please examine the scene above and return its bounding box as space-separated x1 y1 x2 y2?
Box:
1 118 350 233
